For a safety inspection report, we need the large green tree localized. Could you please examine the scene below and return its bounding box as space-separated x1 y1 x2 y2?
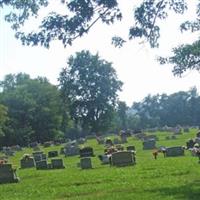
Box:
59 50 122 133
1 0 199 76
0 73 63 145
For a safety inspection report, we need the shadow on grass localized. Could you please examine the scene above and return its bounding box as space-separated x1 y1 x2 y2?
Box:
145 180 200 200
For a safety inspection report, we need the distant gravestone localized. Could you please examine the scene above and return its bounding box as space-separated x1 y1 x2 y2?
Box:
35 160 48 170
80 157 92 169
43 141 52 148
48 151 58 158
33 152 46 162
166 146 184 157
64 146 79 156
111 151 135 167
80 147 94 157
120 135 128 143
20 154 35 169
29 142 38 148
115 144 124 151
51 158 65 169
127 146 135 151
11 145 22 151
0 164 20 184
143 139 156 150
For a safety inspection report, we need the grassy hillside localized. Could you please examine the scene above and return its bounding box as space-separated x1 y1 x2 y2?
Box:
0 129 199 200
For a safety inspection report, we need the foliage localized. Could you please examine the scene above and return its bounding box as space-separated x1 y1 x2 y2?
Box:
0 73 63 145
59 50 122 133
0 104 8 136
131 87 200 128
1 1 200 75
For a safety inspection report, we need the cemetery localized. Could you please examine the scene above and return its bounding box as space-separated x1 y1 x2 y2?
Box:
0 128 200 199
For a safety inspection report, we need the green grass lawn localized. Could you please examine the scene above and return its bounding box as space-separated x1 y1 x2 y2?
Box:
0 129 200 200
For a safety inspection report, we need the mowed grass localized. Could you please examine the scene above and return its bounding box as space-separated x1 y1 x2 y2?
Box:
0 129 200 200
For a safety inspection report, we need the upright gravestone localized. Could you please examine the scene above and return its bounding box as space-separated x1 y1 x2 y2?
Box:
48 151 58 158
166 146 184 157
80 157 92 169
20 154 35 169
80 147 94 157
143 139 156 150
111 151 135 167
127 146 135 151
0 164 20 184
51 158 65 169
64 146 79 156
35 160 48 170
32 152 46 162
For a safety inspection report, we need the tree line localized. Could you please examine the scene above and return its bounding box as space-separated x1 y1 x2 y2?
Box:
0 50 124 146
0 52 199 147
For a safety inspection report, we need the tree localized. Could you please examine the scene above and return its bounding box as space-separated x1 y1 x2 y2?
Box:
0 73 63 145
116 101 128 130
0 104 8 137
59 50 122 133
1 0 199 76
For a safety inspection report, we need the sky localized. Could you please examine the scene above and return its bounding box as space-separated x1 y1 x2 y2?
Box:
1 0 200 106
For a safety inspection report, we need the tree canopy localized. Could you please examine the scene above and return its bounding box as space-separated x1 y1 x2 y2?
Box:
59 50 122 133
1 0 200 76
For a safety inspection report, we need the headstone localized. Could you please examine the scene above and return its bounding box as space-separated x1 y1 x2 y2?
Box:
120 134 128 143
80 157 92 169
48 151 58 158
127 146 135 151
0 164 20 184
80 147 94 157
111 151 135 167
35 160 48 170
115 144 124 151
166 146 184 157
173 126 182 135
143 139 156 150
20 154 35 169
51 158 65 169
11 145 22 151
32 152 46 162
29 142 38 148
43 141 52 148
64 146 79 156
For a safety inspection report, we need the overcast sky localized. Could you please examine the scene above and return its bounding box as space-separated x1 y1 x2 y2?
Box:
1 1 200 106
